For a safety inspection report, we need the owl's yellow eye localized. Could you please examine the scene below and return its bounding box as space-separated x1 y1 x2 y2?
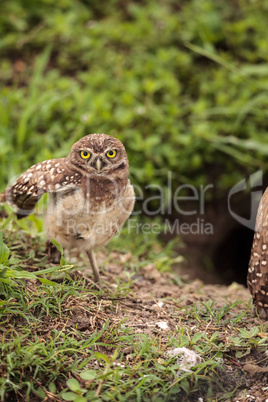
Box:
80 150 91 159
106 149 117 159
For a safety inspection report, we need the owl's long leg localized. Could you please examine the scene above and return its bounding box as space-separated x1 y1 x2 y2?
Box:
86 250 100 282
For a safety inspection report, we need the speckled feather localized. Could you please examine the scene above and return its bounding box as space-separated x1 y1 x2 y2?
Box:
0 133 135 250
0 134 135 281
248 187 268 319
0 133 131 218
0 158 81 218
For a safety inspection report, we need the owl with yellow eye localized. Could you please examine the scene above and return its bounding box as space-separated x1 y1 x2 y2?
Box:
0 134 135 282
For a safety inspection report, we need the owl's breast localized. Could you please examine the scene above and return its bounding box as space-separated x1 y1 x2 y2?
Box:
44 181 135 252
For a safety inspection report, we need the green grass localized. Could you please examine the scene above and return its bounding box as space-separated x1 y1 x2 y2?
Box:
0 221 267 401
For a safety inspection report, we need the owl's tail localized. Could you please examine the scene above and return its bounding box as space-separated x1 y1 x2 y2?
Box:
0 191 6 205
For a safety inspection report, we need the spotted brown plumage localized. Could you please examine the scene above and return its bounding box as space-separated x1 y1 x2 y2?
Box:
0 134 135 281
0 159 81 219
247 187 268 319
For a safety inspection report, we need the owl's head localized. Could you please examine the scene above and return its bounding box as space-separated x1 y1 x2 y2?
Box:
68 134 129 178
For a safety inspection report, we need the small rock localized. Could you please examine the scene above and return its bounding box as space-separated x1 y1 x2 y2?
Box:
156 321 169 330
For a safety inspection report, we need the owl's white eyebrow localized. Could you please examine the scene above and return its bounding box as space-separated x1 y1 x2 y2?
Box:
104 147 117 153
78 148 93 153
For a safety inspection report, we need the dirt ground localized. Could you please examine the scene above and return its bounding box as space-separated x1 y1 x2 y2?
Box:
74 253 268 402
4 243 268 401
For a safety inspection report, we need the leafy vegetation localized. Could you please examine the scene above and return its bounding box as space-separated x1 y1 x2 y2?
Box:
1 0 268 199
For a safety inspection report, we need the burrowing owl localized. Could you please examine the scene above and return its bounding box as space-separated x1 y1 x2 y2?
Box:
248 187 268 319
0 134 135 282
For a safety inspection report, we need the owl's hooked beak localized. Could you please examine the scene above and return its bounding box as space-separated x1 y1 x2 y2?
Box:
96 158 102 173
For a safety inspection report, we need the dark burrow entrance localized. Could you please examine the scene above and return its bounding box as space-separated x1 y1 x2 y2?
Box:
168 188 259 286
174 222 254 286
212 225 254 286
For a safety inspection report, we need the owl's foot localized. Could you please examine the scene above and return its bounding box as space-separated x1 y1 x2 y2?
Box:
254 302 268 320
86 250 100 282
258 308 268 320
75 270 101 290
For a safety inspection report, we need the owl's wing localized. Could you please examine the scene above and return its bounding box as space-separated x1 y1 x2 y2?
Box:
247 187 268 318
0 158 82 219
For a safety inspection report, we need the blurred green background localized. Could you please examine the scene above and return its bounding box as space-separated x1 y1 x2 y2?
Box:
0 0 268 207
